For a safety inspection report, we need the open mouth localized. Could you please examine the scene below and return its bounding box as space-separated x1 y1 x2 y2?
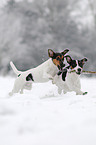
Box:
76 72 81 75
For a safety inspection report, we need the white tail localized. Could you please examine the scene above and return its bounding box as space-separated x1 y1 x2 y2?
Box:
10 61 21 75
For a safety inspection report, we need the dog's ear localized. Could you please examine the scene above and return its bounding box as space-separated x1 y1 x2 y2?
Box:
81 58 88 65
61 49 69 55
48 49 55 58
65 55 72 64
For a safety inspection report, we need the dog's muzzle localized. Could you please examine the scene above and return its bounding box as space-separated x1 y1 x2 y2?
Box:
76 68 82 75
58 62 65 70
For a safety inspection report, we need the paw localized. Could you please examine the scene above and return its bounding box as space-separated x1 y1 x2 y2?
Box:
63 91 66 94
20 90 23 94
49 76 53 80
58 89 62 94
76 92 83 95
83 92 88 95
9 92 13 96
20 92 23 94
52 79 55 84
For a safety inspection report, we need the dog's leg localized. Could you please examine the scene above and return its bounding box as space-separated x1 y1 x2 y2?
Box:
58 88 62 94
63 90 67 94
76 90 88 95
43 71 53 80
24 82 32 90
9 76 25 96
9 91 13 96
20 87 24 94
76 91 83 95
74 84 88 95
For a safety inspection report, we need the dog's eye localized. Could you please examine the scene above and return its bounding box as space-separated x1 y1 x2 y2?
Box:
61 56 64 61
56 57 60 60
78 61 83 67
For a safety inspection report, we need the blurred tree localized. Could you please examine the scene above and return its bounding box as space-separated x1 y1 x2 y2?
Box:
87 0 96 29
0 0 96 75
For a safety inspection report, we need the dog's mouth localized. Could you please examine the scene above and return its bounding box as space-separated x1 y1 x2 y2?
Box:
76 72 81 75
76 68 82 75
58 64 65 71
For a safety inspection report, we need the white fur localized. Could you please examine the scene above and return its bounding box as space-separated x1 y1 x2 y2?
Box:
9 59 58 96
53 72 84 95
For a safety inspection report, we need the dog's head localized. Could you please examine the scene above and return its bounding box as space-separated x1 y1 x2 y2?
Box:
65 55 88 75
48 49 69 70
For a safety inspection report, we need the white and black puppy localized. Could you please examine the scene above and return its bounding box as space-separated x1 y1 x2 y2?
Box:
9 49 69 96
53 55 88 95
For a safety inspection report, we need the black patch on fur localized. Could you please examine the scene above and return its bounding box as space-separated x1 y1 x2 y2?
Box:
26 73 34 81
52 53 63 59
18 74 21 77
71 60 77 68
62 69 67 81
78 60 83 68
57 68 68 81
57 71 62 76
57 65 70 76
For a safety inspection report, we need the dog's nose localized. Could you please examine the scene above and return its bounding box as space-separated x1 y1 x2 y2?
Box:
78 68 81 72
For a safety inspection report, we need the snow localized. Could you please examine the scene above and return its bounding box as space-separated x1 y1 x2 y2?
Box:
0 76 96 145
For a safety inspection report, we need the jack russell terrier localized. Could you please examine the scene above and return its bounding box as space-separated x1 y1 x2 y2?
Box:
53 55 88 95
9 49 69 96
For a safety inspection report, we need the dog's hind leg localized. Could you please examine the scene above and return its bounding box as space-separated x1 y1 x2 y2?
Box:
20 82 32 94
9 76 25 96
24 82 32 90
20 87 24 94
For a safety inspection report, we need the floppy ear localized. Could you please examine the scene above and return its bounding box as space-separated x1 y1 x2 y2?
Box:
61 49 69 55
48 49 55 58
81 58 88 65
65 55 72 64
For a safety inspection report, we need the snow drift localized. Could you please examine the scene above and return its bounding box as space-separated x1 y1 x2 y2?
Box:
0 76 96 145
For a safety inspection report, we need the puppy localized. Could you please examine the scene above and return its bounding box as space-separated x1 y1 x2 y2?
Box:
9 49 69 96
53 55 88 95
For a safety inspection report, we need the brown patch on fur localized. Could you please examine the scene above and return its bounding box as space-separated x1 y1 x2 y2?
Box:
53 59 61 67
61 55 64 59
71 66 74 69
57 55 64 60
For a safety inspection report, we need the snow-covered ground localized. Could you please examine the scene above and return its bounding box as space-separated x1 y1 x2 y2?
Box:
0 76 96 145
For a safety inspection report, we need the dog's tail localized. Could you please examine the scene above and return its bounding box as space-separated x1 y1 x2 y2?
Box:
10 61 21 76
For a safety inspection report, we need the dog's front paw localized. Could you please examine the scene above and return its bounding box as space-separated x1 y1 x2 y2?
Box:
83 92 88 95
58 88 62 94
49 77 53 80
52 80 55 84
20 90 24 94
9 92 13 96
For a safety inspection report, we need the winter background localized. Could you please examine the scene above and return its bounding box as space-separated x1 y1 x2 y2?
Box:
0 0 96 145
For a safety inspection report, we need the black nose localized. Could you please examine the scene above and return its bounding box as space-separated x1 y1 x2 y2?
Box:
78 68 81 72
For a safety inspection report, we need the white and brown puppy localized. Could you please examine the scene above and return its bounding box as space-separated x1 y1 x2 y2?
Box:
9 49 69 96
53 55 88 95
